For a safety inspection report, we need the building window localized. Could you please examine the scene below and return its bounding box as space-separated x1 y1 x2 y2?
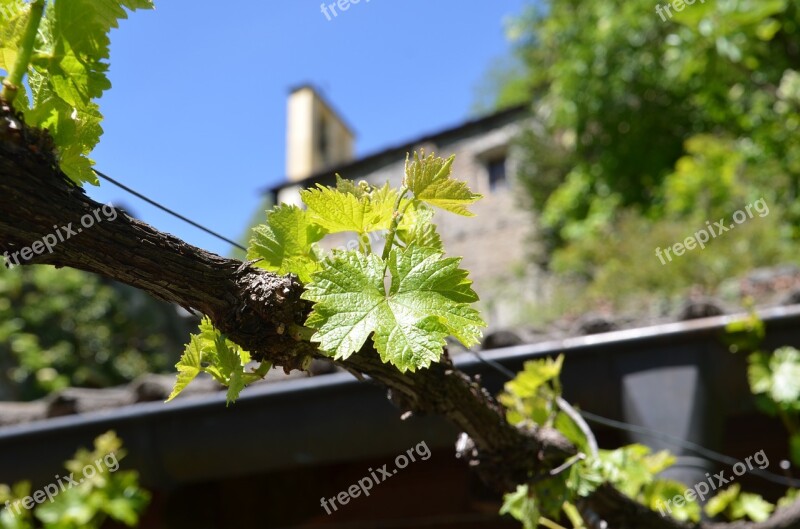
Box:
487 156 507 191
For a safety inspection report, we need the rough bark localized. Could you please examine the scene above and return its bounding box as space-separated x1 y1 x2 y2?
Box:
1 103 798 528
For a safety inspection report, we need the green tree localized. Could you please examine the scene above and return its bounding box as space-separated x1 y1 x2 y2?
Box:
491 0 799 251
0 264 193 401
477 0 800 314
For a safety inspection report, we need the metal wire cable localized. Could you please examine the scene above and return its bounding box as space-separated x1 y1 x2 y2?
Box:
93 169 247 251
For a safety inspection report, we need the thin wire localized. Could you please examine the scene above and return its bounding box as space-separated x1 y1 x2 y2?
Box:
93 169 247 252
469 349 800 488
579 410 800 488
470 349 517 379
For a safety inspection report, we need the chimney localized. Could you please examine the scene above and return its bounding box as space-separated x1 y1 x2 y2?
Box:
285 85 355 182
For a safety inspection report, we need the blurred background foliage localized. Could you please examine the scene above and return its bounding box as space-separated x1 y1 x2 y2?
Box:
0 431 150 529
0 264 193 401
480 0 800 317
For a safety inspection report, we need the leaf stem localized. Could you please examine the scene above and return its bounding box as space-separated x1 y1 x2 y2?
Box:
1 0 45 103
381 186 411 261
289 323 316 342
538 517 569 529
360 231 373 255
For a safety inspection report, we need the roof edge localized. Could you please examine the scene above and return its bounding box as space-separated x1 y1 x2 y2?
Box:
264 103 530 195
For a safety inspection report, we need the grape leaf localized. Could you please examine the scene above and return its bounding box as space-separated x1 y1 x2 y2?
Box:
732 492 774 522
505 355 564 398
706 484 775 522
0 0 27 74
404 152 482 216
554 410 589 454
23 75 104 185
168 317 267 405
705 484 741 518
499 355 565 427
777 488 800 509
302 244 485 372
500 485 539 529
247 204 326 283
51 0 154 59
7 0 153 185
334 173 369 197
748 347 800 405
644 479 701 522
166 334 203 402
213 336 246 405
300 181 398 235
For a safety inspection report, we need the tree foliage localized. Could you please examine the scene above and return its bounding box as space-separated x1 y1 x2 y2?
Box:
477 0 800 318
495 0 799 256
0 431 150 529
0 265 191 401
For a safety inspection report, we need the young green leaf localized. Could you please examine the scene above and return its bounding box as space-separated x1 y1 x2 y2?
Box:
166 335 203 402
247 204 326 283
505 355 564 398
334 174 369 197
302 251 387 359
705 484 741 518
168 317 268 405
499 355 565 427
643 479 701 522
300 181 398 235
302 244 485 372
748 347 800 405
404 152 482 216
499 484 539 529
703 484 776 522
777 488 800 509
0 0 27 74
213 336 247 405
732 492 774 522
6 0 153 185
23 80 104 185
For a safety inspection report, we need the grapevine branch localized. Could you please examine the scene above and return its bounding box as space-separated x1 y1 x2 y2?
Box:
1 104 799 529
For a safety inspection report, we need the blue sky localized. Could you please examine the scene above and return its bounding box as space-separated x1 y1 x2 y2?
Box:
85 0 531 256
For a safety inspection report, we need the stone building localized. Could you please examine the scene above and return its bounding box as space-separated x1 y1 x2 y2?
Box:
266 85 540 331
